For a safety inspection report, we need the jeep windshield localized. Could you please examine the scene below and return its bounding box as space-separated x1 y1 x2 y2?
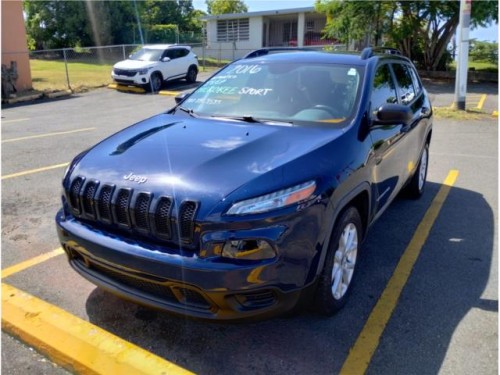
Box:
129 48 162 61
177 62 363 125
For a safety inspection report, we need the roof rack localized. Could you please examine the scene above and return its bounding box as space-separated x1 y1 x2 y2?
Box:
360 47 402 60
243 47 315 59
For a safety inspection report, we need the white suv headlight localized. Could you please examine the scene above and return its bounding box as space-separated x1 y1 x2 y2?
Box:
227 181 316 215
137 68 151 75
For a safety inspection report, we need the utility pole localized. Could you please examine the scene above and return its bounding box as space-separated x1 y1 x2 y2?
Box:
454 0 472 110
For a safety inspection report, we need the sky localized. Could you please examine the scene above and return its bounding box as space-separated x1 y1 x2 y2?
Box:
193 0 498 42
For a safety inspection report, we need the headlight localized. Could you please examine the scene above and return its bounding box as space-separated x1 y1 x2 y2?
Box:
226 180 316 215
137 68 150 75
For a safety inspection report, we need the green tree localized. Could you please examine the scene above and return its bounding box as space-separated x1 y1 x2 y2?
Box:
206 0 248 15
24 0 200 49
24 1 88 49
316 1 395 48
469 40 498 64
315 0 498 71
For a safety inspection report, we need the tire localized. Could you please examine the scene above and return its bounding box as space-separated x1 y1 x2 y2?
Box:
146 72 163 92
186 66 198 83
314 206 362 316
405 143 429 199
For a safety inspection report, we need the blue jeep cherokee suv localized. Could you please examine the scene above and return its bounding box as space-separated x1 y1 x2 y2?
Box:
56 47 432 320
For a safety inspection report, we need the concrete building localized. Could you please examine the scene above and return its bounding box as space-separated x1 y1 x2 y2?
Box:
2 0 32 93
202 7 336 59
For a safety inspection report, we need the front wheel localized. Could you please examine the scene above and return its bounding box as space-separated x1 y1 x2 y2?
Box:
146 72 163 92
314 207 362 316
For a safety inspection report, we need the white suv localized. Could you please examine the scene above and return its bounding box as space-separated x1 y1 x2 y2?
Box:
111 44 199 92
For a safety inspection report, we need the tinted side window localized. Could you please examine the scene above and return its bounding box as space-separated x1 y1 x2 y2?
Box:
392 63 416 105
178 48 189 58
165 49 182 59
408 65 422 95
371 64 397 113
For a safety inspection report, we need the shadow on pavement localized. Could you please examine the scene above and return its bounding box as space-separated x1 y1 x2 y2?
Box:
86 181 494 374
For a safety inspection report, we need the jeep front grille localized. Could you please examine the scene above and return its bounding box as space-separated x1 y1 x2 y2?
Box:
66 176 198 245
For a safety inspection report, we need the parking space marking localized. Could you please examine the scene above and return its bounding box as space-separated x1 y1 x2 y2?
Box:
2 162 69 180
2 127 96 143
340 170 459 375
2 248 65 279
2 118 30 124
476 94 487 110
2 283 194 375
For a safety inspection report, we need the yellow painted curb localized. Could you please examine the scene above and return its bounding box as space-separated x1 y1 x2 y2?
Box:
159 90 181 96
2 283 193 375
108 83 145 94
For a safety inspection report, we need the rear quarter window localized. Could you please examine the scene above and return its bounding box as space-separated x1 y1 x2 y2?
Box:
392 63 417 105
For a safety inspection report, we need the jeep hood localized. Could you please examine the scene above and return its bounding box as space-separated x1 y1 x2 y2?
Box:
69 114 343 213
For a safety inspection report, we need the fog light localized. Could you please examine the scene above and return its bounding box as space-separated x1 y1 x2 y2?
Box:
222 240 276 260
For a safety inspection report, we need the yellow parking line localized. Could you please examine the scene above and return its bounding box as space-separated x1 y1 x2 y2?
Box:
2 162 69 180
2 118 30 124
2 127 96 143
2 248 65 279
2 283 193 375
340 170 459 375
476 94 487 110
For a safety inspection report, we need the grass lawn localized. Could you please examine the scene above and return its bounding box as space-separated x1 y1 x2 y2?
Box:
30 59 113 92
30 59 219 93
449 60 498 73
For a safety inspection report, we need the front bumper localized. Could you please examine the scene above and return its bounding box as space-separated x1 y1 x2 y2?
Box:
56 209 320 320
111 72 150 86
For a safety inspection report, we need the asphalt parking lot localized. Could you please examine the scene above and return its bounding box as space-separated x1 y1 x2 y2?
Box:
1 77 498 374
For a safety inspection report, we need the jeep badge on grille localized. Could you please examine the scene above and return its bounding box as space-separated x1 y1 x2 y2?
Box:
123 172 147 184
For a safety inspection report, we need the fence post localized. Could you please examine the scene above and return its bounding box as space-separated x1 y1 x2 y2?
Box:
122 45 126 60
202 43 206 72
63 48 71 91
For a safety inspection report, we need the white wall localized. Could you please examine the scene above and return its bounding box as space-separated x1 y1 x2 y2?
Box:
205 16 264 60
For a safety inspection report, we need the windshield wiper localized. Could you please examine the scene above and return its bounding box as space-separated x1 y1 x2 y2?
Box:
212 115 294 126
177 106 198 118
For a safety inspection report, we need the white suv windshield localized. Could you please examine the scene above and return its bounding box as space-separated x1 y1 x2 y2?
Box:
182 62 363 125
130 48 163 62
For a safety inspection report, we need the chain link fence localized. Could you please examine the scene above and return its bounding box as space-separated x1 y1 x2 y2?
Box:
26 43 346 92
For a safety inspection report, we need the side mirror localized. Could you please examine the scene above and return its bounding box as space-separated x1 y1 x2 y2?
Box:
175 92 191 104
161 57 171 62
373 104 413 126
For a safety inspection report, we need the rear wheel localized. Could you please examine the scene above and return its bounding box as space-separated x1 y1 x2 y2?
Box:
314 207 362 315
405 143 429 199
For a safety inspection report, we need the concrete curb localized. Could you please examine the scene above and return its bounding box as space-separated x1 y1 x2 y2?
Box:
3 92 43 104
45 90 72 99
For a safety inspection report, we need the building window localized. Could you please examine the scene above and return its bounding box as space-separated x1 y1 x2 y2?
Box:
306 21 315 31
217 19 250 42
